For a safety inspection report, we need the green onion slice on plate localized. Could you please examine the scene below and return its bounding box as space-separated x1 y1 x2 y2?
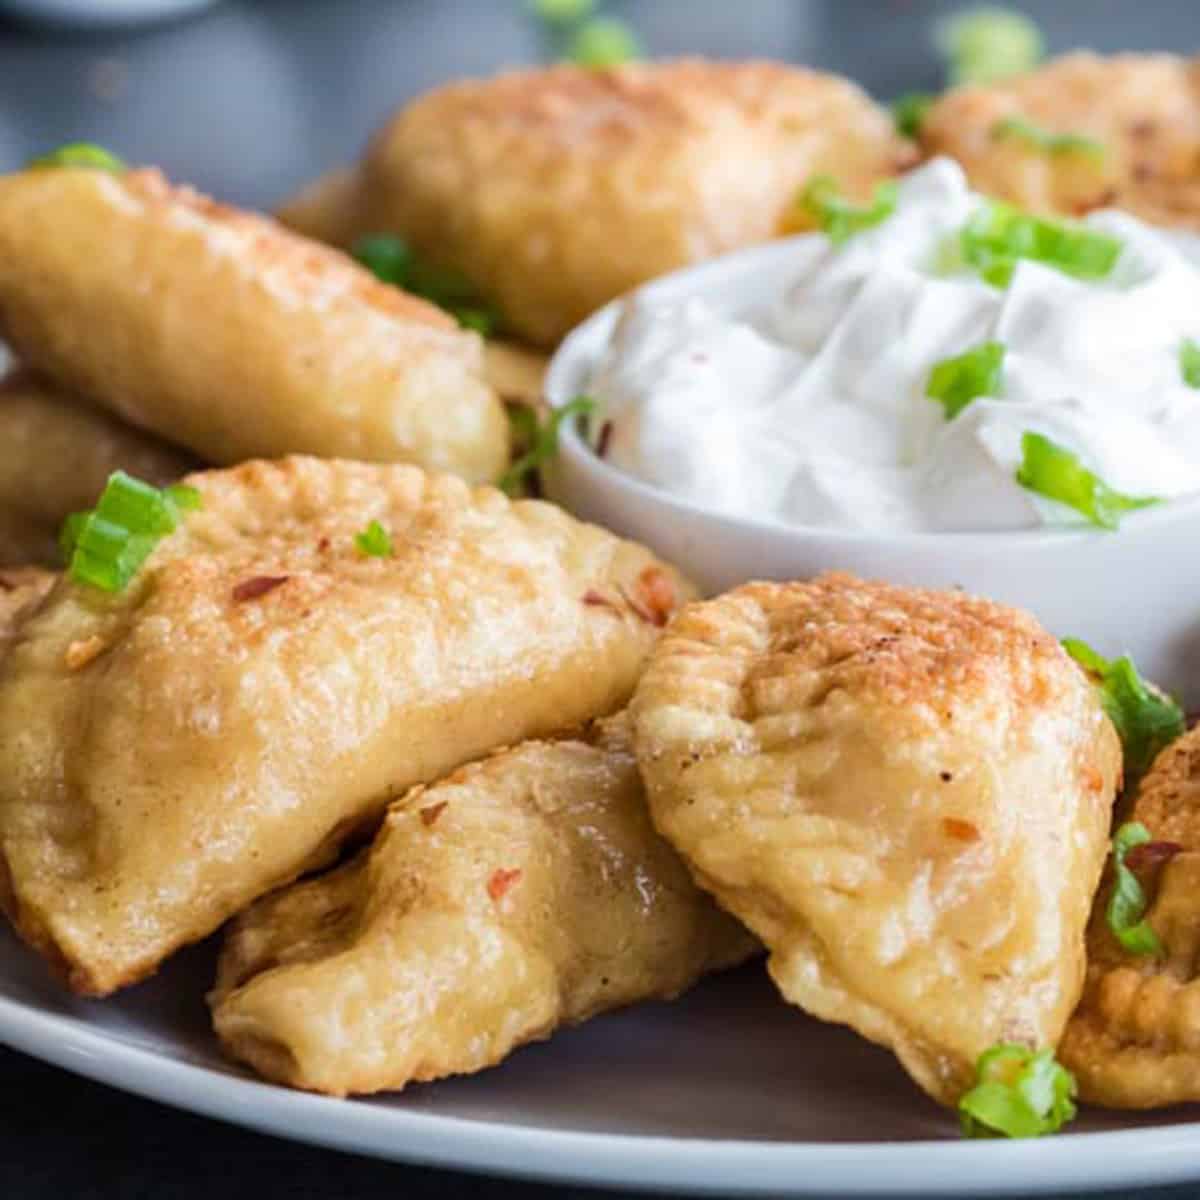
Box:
59 472 200 594
1062 639 1184 784
499 396 596 497
958 1044 1077 1139
1103 822 1164 956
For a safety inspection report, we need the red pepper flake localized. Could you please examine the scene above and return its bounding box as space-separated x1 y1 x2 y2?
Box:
232 575 290 604
627 565 676 627
316 537 331 553
419 801 448 827
488 867 523 902
1125 840 1184 872
1080 764 1105 793
595 420 614 460
582 588 622 615
942 817 980 843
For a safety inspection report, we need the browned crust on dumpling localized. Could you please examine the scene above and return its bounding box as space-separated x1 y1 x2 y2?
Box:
279 59 913 347
919 52 1200 226
0 456 694 996
632 574 1119 1105
0 167 509 481
211 714 754 1096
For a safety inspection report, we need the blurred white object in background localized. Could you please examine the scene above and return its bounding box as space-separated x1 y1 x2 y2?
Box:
0 0 218 28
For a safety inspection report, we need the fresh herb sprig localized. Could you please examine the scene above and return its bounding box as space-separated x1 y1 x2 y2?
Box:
499 396 596 496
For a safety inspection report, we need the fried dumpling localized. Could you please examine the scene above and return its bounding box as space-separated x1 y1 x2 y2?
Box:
0 370 198 566
0 456 692 996
1059 724 1200 1108
631 575 1120 1105
918 53 1200 228
211 715 756 1096
277 60 912 347
0 166 508 483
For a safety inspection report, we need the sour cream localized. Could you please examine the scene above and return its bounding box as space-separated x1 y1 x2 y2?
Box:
587 159 1200 533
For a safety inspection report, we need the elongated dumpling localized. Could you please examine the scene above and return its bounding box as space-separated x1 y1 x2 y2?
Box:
278 60 912 347
0 456 692 996
0 370 198 566
1060 724 1200 1108
0 166 508 482
631 575 1120 1105
918 53 1200 228
211 715 756 1096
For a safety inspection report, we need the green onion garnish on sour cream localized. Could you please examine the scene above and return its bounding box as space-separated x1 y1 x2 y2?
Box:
799 176 899 246
28 142 125 171
1181 339 1200 388
1015 432 1159 530
958 1044 1077 1139
59 473 201 594
1061 639 1184 783
991 116 1105 161
926 341 1005 419
958 202 1123 288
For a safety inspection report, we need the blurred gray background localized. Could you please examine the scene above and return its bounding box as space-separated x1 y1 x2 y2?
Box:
0 0 1197 213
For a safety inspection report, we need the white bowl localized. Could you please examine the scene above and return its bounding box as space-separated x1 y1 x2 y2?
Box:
544 237 1200 707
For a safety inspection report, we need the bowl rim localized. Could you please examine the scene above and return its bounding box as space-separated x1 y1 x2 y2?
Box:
545 231 1200 551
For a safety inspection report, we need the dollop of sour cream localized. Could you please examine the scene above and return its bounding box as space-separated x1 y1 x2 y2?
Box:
586 158 1200 533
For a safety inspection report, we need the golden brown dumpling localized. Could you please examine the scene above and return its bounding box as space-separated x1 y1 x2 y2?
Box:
919 53 1200 227
277 60 912 347
0 456 692 996
0 370 197 566
211 715 756 1096
1059 724 1200 1108
631 575 1120 1105
0 166 508 482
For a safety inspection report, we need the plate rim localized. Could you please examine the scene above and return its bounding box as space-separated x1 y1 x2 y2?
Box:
2 985 1200 1196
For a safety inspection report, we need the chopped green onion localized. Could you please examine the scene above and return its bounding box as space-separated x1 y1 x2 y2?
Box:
892 92 935 140
992 116 1105 161
1104 822 1163 956
1181 339 1200 389
567 17 643 67
529 0 595 25
959 201 1123 288
354 520 394 559
936 7 1044 87
799 176 899 246
1062 639 1184 783
59 471 199 594
1015 432 1158 530
499 396 596 496
352 233 502 335
28 142 125 172
352 233 412 287
958 1044 1077 1139
926 341 1005 419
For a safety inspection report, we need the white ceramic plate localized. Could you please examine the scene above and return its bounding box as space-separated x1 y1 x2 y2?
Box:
2 926 1200 1195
